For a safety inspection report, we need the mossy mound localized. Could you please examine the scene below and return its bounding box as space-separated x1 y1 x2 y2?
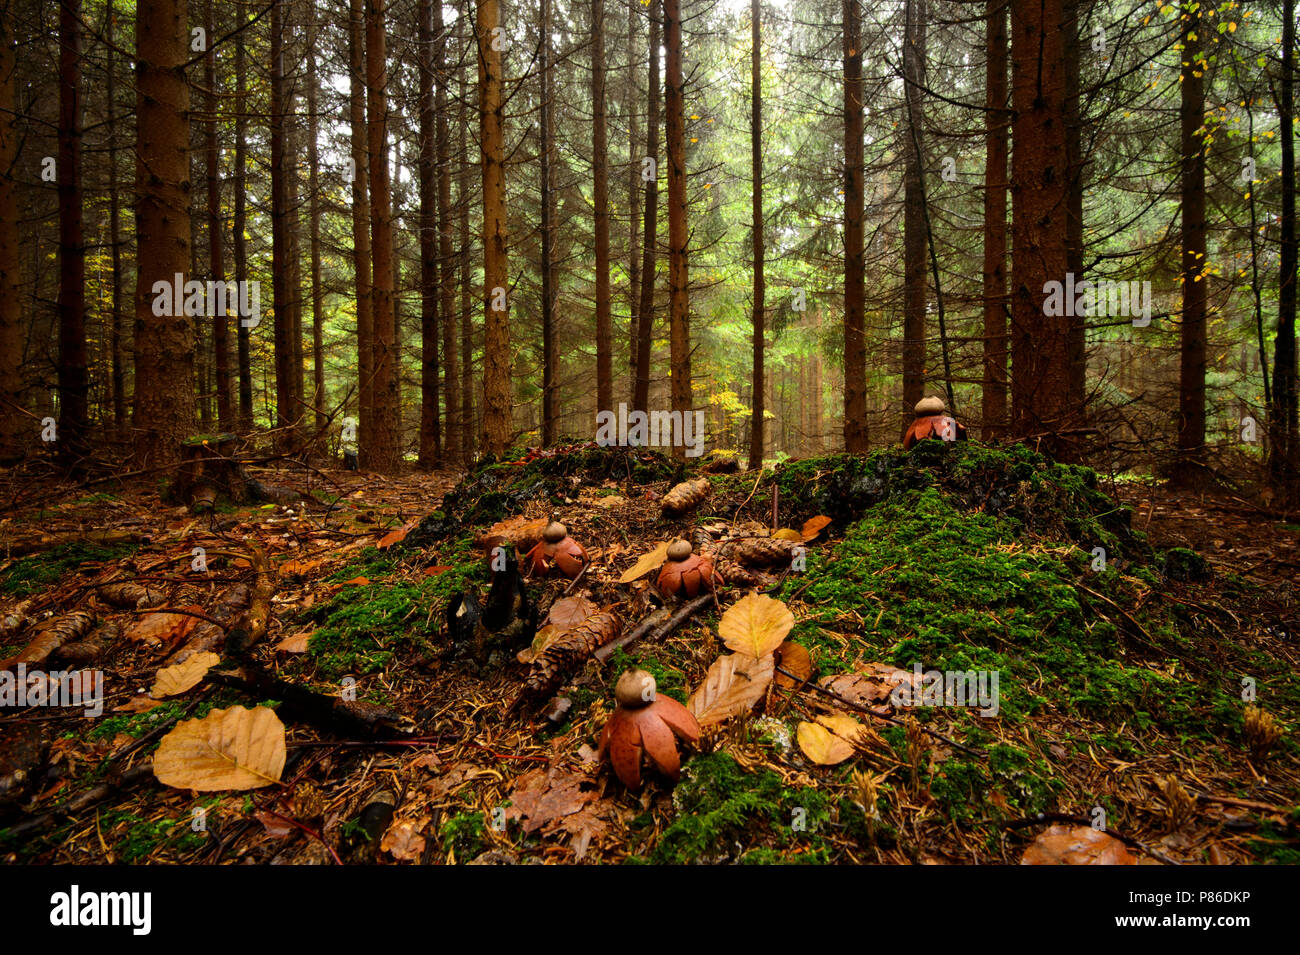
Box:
773 442 1143 559
404 445 682 546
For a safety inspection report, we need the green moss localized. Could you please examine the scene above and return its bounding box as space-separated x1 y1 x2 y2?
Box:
440 811 488 859
605 646 689 703
87 700 216 742
98 808 208 862
1 542 136 597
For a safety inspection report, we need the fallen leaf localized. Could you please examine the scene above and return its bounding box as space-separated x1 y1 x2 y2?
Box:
801 515 832 542
275 631 313 653
718 593 794 658
381 817 429 861
152 706 287 792
504 767 606 838
774 641 813 688
476 515 550 550
619 541 670 583
819 662 918 709
338 576 370 587
254 811 296 838
280 557 323 577
545 595 598 630
127 609 202 648
377 521 417 550
422 565 450 577
114 694 163 714
1021 825 1136 865
773 528 803 541
150 651 220 698
797 715 862 765
687 652 775 726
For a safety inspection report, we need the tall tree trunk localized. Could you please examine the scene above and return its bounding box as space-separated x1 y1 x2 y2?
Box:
478 0 512 454
1064 0 1086 418
842 0 868 452
459 53 475 458
133 0 196 466
0 1 22 460
1271 0 1299 495
901 0 926 420
418 0 440 466
592 0 613 414
626 0 641 402
748 0 764 470
366 0 400 471
436 0 458 463
1009 0 1071 443
307 10 325 433
349 0 373 458
234 10 253 429
106 1 126 438
206 0 232 432
632 1 660 414
1177 2 1208 475
57 0 89 460
664 0 690 458
981 0 1008 441
540 0 557 444
270 0 297 444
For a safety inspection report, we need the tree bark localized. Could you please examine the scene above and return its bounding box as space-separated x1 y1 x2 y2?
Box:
478 0 512 455
459 51 475 458
540 0 557 444
418 0 440 467
632 1 660 414
842 0 868 452
748 0 764 470
1270 0 1299 495
348 0 373 459
206 0 232 432
133 0 196 466
981 0 1008 441
366 0 401 471
57 0 89 460
436 0 459 463
1064 0 1086 419
1177 3 1208 474
234 9 253 430
592 0 613 414
270 0 297 444
901 0 927 423
0 1 22 461
1009 0 1071 443
664 0 690 459
306 8 325 434
106 1 126 439
626 0 641 402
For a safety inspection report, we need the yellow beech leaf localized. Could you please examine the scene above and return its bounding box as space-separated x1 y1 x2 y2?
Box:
150 651 221 698
773 528 803 541
152 706 287 792
687 652 774 726
618 541 670 583
718 593 794 658
796 715 862 766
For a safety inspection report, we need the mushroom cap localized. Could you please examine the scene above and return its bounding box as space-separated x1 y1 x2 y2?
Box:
666 539 694 561
543 521 568 544
915 395 946 417
615 668 656 708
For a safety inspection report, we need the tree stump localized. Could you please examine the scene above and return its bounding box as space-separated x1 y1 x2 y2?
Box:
169 433 251 512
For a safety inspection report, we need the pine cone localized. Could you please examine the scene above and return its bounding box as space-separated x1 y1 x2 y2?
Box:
96 582 165 609
724 536 798 568
661 477 712 516
520 610 623 702
712 556 764 588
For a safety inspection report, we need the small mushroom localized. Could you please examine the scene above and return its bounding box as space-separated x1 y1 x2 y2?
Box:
597 669 701 789
656 539 723 599
522 521 588 579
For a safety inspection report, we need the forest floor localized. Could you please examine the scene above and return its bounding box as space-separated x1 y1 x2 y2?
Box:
0 442 1297 865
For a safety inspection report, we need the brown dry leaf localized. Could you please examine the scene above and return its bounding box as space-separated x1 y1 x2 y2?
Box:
801 515 832 542
687 652 775 726
377 522 417 550
477 515 549 550
127 609 201 648
545 595 599 630
718 593 794 658
618 541 670 583
152 705 287 792
1021 825 1137 865
114 694 163 714
275 631 313 653
338 576 370 587
796 715 862 766
280 557 323 577
422 565 450 577
504 767 599 835
773 528 803 541
381 817 429 861
150 651 220 698
774 641 813 688
254 811 296 838
819 662 918 709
